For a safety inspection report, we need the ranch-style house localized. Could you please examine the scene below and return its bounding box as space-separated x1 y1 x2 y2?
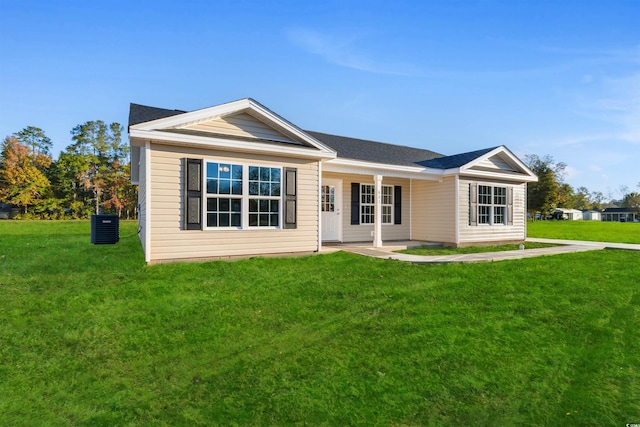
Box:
129 98 538 263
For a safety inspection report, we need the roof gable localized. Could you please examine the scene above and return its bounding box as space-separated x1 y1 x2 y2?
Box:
468 151 524 173
180 112 300 144
129 99 336 157
420 146 535 177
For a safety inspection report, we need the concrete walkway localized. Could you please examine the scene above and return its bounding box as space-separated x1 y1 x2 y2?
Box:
332 238 640 264
526 237 640 251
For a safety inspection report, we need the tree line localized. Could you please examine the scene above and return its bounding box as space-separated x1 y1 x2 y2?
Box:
525 154 640 218
1 126 639 220
0 123 137 219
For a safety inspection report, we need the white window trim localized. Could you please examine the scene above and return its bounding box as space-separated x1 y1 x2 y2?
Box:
477 184 507 226
247 165 282 229
203 160 283 230
360 184 394 225
381 185 394 225
360 184 375 225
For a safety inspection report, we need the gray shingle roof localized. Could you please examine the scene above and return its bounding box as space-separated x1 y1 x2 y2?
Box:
305 130 444 167
129 103 499 169
129 103 185 127
306 131 500 169
602 207 637 213
418 146 499 169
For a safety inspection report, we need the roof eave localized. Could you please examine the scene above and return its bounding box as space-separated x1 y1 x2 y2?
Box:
457 168 539 182
129 129 336 160
324 158 443 180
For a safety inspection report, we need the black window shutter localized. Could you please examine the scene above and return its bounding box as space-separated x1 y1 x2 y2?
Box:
283 167 297 229
394 186 402 225
507 186 514 225
469 183 478 226
351 183 360 225
185 158 203 230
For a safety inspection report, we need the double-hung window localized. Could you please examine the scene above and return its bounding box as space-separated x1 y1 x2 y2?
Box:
248 166 281 227
359 184 393 225
204 162 282 229
351 182 402 226
477 184 507 225
493 187 507 224
360 184 375 224
206 162 243 228
381 185 393 224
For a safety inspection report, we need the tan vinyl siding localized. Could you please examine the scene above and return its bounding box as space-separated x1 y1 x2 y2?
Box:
137 146 147 253
323 172 410 243
148 142 319 262
458 178 527 244
473 155 515 171
410 177 457 244
186 112 297 143
410 180 428 241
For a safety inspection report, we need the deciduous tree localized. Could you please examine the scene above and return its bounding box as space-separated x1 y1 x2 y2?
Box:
621 192 640 211
524 154 566 218
0 136 51 214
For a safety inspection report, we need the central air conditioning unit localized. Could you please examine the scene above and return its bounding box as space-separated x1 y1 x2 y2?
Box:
91 214 120 244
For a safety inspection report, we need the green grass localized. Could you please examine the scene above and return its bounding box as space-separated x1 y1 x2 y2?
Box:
397 242 557 256
1 221 639 426
528 220 640 243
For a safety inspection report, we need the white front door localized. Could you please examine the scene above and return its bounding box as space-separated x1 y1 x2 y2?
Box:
321 178 342 241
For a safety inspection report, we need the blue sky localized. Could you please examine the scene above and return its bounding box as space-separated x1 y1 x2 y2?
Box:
1 0 638 199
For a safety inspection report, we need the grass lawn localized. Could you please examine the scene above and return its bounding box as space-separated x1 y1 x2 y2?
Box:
397 242 557 256
528 220 640 244
1 221 639 425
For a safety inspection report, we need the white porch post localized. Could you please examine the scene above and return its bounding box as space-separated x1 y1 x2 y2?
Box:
374 174 383 248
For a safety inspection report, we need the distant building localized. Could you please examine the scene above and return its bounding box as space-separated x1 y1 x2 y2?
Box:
582 210 601 221
0 203 18 220
554 208 583 220
601 207 639 222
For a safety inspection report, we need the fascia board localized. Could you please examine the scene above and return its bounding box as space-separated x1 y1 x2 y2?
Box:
130 129 336 160
459 168 539 182
324 158 443 181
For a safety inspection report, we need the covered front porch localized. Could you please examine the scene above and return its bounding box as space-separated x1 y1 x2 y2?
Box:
319 164 444 250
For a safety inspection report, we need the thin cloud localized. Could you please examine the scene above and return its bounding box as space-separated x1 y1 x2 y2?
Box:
536 44 640 62
475 45 640 80
285 27 420 76
578 73 640 145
